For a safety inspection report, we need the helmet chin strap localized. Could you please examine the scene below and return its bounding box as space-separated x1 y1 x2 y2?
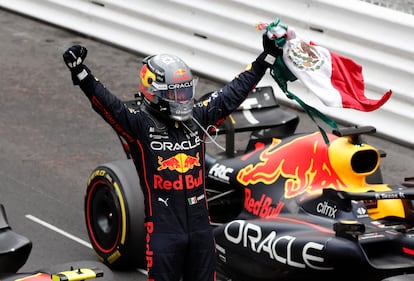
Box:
143 97 170 120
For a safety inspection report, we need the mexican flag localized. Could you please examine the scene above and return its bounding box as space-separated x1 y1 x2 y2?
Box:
282 38 392 112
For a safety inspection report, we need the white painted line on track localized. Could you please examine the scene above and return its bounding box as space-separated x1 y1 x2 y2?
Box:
26 214 149 275
25 214 92 249
136 268 148 276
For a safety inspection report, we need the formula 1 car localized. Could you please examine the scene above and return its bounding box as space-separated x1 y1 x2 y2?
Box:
0 204 113 280
83 86 414 281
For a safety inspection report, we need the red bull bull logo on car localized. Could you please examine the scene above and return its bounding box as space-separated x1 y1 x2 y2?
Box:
237 133 346 199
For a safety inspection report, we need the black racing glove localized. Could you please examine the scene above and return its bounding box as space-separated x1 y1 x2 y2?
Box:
63 45 90 85
261 33 283 66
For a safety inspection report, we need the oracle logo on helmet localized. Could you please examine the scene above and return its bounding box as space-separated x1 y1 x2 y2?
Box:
168 81 193 90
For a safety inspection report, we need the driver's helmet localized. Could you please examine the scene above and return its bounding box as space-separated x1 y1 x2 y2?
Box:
139 54 195 121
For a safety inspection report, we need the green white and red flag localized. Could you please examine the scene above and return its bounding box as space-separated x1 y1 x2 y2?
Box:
282 38 392 111
258 19 392 112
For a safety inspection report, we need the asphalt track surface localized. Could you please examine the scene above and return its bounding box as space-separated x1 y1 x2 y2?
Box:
0 8 413 281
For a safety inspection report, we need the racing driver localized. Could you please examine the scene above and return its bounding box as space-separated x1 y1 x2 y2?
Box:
63 32 281 281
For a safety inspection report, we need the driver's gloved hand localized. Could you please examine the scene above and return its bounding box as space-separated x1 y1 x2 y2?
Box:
63 45 90 85
263 33 283 58
261 33 283 66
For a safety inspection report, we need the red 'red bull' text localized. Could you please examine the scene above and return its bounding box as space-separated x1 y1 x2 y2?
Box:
145 221 154 270
154 170 203 190
244 188 284 218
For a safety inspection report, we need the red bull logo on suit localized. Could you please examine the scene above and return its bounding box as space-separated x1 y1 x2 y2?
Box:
155 152 202 190
157 152 201 173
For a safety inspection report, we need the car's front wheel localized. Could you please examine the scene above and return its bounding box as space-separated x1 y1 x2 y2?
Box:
84 160 145 270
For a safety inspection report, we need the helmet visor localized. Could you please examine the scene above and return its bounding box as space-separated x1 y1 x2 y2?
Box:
152 81 194 103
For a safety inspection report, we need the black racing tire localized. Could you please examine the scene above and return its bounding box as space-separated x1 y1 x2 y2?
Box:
40 260 115 281
84 160 146 270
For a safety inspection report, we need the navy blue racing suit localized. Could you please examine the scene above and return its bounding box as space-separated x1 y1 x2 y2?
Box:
77 52 270 281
